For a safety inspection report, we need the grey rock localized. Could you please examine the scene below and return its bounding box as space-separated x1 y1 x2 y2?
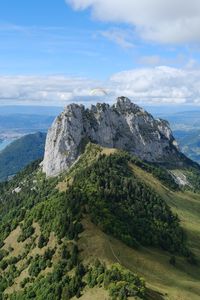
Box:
42 97 181 177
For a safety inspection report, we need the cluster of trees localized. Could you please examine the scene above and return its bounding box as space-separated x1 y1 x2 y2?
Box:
74 153 191 256
38 234 49 248
0 160 54 246
0 261 21 296
28 249 54 277
9 245 83 300
0 158 86 298
0 244 31 295
18 219 35 242
31 186 84 242
86 260 146 300
10 259 146 300
187 167 200 191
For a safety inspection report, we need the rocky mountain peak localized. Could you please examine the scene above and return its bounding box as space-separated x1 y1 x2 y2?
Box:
116 96 134 108
42 97 182 177
114 96 142 113
116 96 132 107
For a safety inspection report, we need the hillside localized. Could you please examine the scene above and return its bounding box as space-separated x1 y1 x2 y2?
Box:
0 132 46 182
0 143 200 299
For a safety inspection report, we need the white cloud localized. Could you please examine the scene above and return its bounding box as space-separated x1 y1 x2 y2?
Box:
0 75 101 106
110 66 200 104
66 0 200 44
1 66 200 106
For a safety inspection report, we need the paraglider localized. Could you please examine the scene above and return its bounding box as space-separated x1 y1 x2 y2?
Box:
90 88 108 96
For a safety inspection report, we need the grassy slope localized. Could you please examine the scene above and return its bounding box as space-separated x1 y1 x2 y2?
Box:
125 166 200 300
2 222 59 295
75 159 200 300
1 143 200 300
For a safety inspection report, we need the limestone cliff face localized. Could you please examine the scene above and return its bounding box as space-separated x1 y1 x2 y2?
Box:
42 97 180 177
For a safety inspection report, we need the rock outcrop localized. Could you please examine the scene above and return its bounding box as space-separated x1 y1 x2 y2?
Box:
43 97 182 177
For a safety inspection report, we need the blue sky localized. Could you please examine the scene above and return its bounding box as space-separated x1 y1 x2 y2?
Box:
0 0 136 78
1 0 200 106
0 0 197 78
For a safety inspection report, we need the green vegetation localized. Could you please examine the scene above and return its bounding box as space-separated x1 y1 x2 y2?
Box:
74 152 191 256
28 249 54 277
10 259 145 300
38 235 48 248
86 260 145 299
0 132 46 182
0 143 199 299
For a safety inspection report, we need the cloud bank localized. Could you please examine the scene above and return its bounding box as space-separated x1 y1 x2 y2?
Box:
1 66 200 105
66 0 200 44
0 75 101 106
110 66 200 104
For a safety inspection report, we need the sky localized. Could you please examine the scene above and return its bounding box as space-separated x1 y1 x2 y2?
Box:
1 0 200 106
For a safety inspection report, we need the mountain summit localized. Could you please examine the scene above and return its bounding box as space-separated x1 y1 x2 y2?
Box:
43 97 183 177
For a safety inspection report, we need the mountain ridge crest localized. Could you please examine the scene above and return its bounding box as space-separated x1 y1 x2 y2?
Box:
42 97 182 177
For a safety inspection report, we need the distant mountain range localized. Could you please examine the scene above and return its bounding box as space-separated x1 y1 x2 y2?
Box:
153 110 200 164
174 129 200 164
0 105 61 140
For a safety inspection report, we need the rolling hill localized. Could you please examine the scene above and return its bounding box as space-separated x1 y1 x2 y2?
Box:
0 143 200 299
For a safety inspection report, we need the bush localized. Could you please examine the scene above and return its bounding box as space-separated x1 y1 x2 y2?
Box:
28 252 53 277
38 234 48 248
86 263 146 300
0 260 8 271
20 277 30 288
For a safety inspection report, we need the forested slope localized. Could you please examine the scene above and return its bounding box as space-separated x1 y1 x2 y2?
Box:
0 144 199 299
